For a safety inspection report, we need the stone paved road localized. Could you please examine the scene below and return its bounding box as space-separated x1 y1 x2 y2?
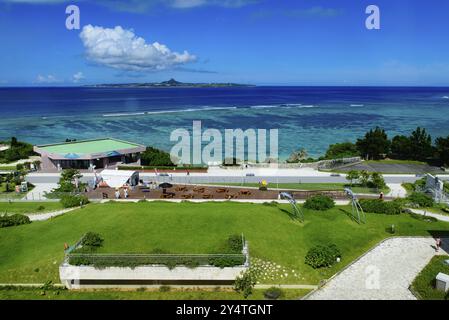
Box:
307 237 449 300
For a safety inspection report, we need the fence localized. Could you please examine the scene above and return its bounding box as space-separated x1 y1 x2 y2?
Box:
0 191 85 202
65 234 249 269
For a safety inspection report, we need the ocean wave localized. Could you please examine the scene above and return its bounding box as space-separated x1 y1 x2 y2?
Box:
350 104 365 107
249 105 278 109
250 104 316 109
102 106 237 117
442 96 449 99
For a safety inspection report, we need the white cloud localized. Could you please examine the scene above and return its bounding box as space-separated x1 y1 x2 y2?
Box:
72 72 85 83
34 74 59 84
79 25 196 72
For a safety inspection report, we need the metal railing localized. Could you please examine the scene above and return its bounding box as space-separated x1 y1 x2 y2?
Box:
65 234 249 269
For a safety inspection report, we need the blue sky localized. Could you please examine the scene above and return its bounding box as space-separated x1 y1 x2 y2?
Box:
0 0 449 86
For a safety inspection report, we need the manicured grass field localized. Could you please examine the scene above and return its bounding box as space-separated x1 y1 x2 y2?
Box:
0 201 63 215
204 183 388 194
0 166 16 171
0 287 310 300
410 255 449 300
1 201 448 286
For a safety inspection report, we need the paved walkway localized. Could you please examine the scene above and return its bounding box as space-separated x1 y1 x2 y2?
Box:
407 208 449 222
386 183 407 198
23 183 58 200
26 207 79 221
307 237 449 300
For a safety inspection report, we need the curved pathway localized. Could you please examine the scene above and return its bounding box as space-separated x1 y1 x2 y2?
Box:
307 237 448 300
407 208 449 223
26 207 79 221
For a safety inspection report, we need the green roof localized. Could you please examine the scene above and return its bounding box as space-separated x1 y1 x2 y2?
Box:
38 139 142 155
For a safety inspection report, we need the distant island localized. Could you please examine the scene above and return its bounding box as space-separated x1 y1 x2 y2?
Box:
87 78 254 88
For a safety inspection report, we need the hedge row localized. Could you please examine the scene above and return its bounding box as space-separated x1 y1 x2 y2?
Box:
0 214 31 228
359 199 402 215
68 254 246 269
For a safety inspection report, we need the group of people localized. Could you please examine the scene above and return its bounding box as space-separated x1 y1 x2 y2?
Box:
114 187 129 199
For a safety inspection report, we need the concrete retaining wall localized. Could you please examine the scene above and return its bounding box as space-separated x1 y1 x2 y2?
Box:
60 263 247 289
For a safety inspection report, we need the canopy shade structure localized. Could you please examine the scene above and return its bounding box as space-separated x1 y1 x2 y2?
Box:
34 138 145 161
100 170 139 188
34 138 146 171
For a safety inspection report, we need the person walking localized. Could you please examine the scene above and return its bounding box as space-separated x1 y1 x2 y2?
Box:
435 237 442 252
115 189 120 199
124 188 128 199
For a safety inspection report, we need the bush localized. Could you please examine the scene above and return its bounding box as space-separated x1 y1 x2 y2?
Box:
60 194 89 208
305 244 341 269
159 285 171 292
407 192 434 208
36 205 45 211
359 199 402 215
303 195 335 211
234 271 256 298
208 256 246 268
0 214 31 228
81 232 104 247
263 287 284 300
141 147 174 166
226 234 243 253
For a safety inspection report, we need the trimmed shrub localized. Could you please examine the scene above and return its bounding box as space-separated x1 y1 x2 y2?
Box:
234 271 256 298
0 214 31 228
208 256 246 268
226 234 243 253
305 244 341 269
81 232 103 248
359 199 402 215
303 195 335 211
407 192 434 208
60 194 89 208
263 287 284 300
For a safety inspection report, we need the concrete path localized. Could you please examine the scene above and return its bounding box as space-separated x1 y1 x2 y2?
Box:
26 207 79 221
306 237 449 300
386 183 408 198
23 183 58 200
407 208 449 222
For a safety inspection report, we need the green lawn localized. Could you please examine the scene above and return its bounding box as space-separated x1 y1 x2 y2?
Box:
204 183 388 194
410 255 449 300
0 166 17 171
0 201 63 215
1 201 448 286
0 287 310 300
